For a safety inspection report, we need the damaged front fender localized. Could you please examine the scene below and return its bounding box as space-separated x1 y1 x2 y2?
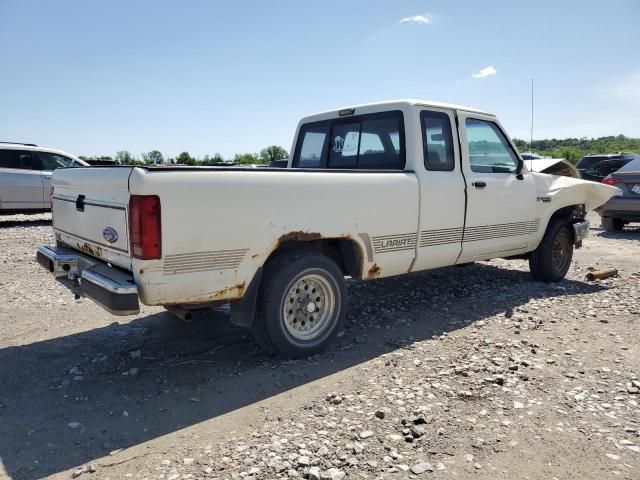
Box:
532 173 620 212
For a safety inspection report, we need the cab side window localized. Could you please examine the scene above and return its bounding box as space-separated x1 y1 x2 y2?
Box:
465 119 519 173
421 111 455 171
0 150 36 170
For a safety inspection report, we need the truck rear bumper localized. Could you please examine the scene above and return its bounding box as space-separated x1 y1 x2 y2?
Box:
37 245 140 315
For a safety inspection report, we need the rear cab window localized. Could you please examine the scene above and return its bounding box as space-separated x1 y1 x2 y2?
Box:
292 111 405 170
296 125 329 168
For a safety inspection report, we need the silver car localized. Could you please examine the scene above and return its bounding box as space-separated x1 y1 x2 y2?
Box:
0 142 89 213
597 158 640 231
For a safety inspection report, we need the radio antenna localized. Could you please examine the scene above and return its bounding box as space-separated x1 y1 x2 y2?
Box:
530 77 534 171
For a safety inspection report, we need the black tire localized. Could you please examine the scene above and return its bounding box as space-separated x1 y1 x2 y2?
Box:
529 218 574 282
601 216 624 232
251 251 347 358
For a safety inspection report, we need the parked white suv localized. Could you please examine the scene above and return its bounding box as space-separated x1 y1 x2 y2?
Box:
0 142 88 213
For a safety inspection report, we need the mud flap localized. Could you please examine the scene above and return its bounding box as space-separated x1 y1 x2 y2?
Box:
229 268 263 327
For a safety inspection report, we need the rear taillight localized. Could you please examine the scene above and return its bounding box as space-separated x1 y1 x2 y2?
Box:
602 176 623 186
129 195 161 260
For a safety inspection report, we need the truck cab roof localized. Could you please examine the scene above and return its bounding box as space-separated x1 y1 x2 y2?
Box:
302 99 493 124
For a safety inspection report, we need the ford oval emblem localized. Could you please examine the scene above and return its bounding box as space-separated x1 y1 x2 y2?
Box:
102 227 119 244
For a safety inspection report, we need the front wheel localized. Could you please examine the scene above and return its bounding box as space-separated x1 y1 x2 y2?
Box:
529 219 574 282
252 251 347 358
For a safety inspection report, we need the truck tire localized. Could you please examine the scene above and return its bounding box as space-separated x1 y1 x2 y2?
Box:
601 216 624 232
529 218 574 282
252 251 347 358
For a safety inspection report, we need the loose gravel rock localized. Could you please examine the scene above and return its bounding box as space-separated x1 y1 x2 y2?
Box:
0 213 638 479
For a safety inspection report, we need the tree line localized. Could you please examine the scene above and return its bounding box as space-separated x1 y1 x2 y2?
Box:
512 135 640 163
80 145 289 166
81 135 640 167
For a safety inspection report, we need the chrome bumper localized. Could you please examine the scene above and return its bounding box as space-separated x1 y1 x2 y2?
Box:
573 220 590 247
37 245 139 315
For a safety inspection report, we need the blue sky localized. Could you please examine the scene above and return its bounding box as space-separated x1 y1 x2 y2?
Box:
1 0 638 159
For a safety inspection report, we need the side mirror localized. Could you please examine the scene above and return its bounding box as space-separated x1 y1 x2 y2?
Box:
516 158 525 180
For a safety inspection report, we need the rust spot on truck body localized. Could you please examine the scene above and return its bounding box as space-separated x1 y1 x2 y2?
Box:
162 282 246 307
205 282 246 301
367 263 381 278
77 242 102 258
278 231 323 243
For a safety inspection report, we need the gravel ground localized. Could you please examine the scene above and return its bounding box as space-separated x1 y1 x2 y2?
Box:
0 212 638 480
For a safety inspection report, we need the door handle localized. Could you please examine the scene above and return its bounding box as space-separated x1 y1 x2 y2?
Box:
472 181 486 189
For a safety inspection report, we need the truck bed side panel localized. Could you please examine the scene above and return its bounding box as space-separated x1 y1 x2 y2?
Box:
129 169 419 306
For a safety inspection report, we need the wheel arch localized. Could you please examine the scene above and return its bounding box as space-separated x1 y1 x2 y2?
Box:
535 203 585 249
265 235 366 280
230 235 364 327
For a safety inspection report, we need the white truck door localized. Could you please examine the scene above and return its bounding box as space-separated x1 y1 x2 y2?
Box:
412 108 466 271
0 149 46 210
457 112 537 261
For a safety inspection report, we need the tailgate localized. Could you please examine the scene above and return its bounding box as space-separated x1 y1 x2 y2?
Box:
51 167 133 270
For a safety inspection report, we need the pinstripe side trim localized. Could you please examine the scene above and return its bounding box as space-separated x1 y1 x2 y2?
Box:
417 219 541 248
371 233 417 253
463 219 540 243
419 227 464 247
163 248 248 275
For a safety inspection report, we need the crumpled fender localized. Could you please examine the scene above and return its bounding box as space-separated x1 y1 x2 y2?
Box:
531 172 621 212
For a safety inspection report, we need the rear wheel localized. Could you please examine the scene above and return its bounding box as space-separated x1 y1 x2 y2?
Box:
529 219 574 282
252 251 347 358
601 216 624 232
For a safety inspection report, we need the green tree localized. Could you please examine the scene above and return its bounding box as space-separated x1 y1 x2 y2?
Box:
201 153 225 165
259 145 288 164
512 139 528 151
176 151 196 165
115 150 136 164
233 152 259 164
550 147 583 163
141 150 164 165
513 135 640 164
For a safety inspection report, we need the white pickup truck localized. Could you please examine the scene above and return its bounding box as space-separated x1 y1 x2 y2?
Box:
37 100 617 358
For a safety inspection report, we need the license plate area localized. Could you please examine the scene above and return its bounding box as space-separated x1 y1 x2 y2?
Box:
630 184 640 195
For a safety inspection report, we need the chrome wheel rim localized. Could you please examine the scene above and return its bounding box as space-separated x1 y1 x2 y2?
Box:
282 272 336 341
552 231 571 273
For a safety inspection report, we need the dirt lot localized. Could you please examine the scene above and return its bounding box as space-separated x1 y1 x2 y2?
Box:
0 213 638 480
